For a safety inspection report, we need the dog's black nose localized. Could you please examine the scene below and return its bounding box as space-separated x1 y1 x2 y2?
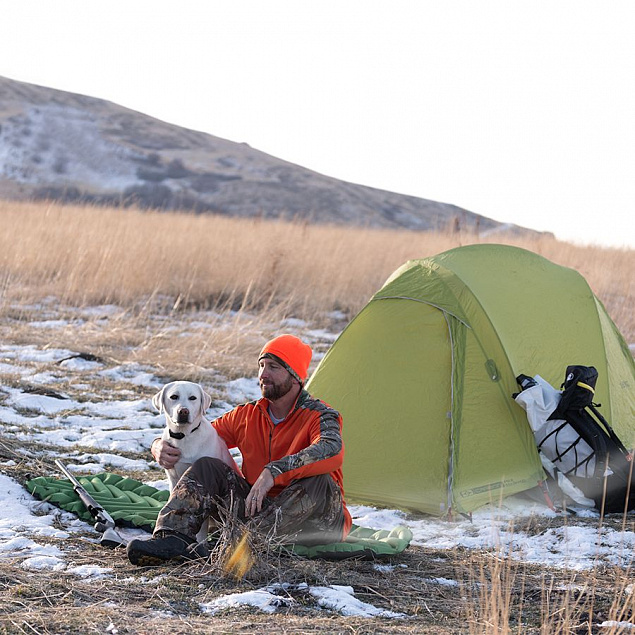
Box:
176 408 190 423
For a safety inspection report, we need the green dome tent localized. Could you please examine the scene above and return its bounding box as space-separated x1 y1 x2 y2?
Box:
306 244 635 517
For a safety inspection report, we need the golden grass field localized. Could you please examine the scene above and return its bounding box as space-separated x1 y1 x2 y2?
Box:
0 199 632 380
2 200 632 321
0 199 633 633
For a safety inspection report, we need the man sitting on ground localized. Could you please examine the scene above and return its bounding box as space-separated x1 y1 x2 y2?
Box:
127 334 351 565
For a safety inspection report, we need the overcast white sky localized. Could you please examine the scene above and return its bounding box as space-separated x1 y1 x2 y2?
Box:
1 1 634 248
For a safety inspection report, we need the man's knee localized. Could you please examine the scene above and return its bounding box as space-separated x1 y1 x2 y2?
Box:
299 474 331 485
189 456 230 477
290 474 339 499
273 474 342 514
257 474 344 544
186 457 250 500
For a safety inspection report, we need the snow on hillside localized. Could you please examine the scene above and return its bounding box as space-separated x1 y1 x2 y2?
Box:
0 104 140 189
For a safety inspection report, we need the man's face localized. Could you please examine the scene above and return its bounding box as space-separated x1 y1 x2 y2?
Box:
258 357 295 401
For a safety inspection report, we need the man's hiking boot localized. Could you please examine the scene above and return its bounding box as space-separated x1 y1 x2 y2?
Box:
127 531 209 566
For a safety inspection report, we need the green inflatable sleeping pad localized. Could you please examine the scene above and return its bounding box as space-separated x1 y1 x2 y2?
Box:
26 473 413 560
285 525 413 559
26 472 170 532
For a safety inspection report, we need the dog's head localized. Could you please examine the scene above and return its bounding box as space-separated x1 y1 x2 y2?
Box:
152 381 212 428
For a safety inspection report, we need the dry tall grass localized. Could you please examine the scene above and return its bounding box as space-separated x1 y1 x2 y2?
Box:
0 199 632 340
464 547 634 634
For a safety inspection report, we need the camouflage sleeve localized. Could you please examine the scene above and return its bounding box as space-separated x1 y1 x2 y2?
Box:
266 406 343 479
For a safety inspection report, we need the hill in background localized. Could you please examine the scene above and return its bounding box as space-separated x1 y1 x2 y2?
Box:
0 75 536 236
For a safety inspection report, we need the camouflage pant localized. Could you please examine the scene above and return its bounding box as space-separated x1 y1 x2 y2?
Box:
154 457 345 545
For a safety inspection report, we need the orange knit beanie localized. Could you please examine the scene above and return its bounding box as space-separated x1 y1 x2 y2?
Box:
258 334 313 383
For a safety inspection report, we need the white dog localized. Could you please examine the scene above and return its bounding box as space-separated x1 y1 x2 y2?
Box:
153 380 241 490
153 381 242 544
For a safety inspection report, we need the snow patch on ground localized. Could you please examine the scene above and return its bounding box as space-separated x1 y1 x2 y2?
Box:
200 583 407 618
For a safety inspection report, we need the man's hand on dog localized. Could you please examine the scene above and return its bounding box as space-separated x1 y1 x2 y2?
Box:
151 438 182 469
245 468 274 517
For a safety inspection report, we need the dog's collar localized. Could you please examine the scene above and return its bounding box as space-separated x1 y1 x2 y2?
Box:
169 421 201 440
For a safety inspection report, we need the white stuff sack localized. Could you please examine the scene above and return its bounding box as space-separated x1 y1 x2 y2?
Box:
538 453 595 508
514 375 596 478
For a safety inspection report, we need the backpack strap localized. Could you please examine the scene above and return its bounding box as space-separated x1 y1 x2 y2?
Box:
588 404 630 456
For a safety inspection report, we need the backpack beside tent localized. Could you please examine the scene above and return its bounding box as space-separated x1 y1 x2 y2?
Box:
306 244 635 517
514 367 634 513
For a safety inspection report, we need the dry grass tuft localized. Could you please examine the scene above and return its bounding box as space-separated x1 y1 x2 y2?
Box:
461 550 634 634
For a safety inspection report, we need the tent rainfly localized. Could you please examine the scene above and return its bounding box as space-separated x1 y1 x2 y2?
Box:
306 244 635 516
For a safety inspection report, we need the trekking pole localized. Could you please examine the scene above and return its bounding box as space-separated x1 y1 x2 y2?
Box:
54 460 127 548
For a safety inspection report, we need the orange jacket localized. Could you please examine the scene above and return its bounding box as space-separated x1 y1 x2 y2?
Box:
212 389 352 539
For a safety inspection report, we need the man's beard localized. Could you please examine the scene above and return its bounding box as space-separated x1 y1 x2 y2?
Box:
261 375 294 401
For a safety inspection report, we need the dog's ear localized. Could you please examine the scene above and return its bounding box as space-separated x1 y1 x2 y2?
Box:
199 385 212 414
152 385 168 413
